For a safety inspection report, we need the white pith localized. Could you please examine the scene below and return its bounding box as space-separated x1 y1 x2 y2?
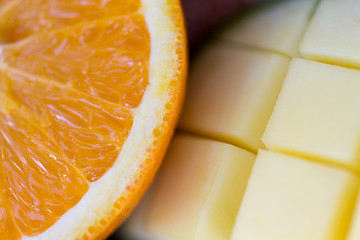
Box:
20 0 183 239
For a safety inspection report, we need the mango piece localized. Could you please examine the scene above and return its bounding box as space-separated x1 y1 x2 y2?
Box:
262 58 360 172
300 0 360 68
179 42 289 151
231 150 359 240
125 133 255 240
221 0 317 56
123 1 360 239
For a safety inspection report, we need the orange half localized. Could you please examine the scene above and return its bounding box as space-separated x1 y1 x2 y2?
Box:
0 0 187 239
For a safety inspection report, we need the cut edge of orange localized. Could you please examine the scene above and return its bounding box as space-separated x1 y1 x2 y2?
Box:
24 0 187 239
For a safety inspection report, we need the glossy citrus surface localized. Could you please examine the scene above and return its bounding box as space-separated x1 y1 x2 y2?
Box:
0 0 186 239
0 0 141 42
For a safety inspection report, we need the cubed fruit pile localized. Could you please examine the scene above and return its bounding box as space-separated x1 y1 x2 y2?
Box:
123 0 360 239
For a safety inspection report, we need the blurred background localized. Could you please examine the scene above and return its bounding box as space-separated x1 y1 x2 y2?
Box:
181 0 263 53
108 0 264 239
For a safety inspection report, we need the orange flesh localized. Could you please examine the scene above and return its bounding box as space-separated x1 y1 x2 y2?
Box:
0 194 21 240
0 0 150 237
1 15 150 106
0 110 89 236
0 0 141 42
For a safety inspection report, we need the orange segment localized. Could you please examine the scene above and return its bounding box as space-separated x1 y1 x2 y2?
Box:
0 0 187 239
0 0 11 10
1 15 150 105
0 0 141 42
0 110 89 236
0 195 21 240
1 70 134 181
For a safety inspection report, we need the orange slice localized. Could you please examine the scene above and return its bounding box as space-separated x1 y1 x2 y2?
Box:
0 0 186 239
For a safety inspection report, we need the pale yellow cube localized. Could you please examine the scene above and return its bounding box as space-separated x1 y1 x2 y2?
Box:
262 58 360 172
231 150 359 240
300 0 360 68
221 0 317 56
179 42 289 152
125 133 255 240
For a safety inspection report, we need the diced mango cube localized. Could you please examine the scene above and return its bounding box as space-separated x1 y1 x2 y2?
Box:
179 42 289 151
262 58 360 172
231 150 359 240
300 0 360 68
125 133 255 240
221 0 317 56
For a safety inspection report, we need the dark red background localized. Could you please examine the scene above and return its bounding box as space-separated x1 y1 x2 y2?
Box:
182 0 263 51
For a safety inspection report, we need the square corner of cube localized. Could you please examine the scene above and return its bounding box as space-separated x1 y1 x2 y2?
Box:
299 0 360 69
261 58 360 172
179 40 289 151
133 133 256 240
219 0 318 57
231 150 359 240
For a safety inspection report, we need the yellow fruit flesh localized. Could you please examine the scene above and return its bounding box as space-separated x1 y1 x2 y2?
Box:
262 58 360 173
125 0 360 239
126 134 255 240
0 0 152 237
179 43 289 151
232 150 358 240
222 0 317 56
300 0 360 68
